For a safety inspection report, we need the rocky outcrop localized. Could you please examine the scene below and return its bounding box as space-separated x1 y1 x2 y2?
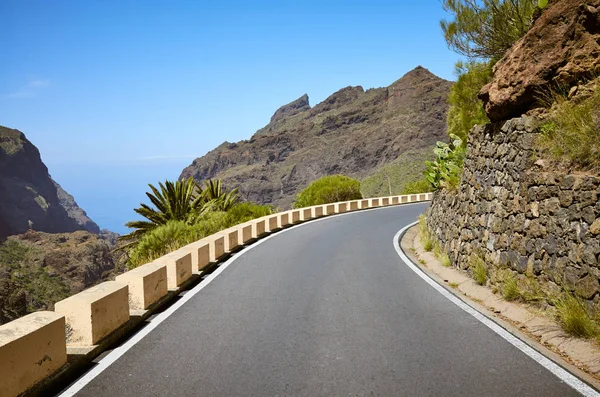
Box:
270 94 311 123
54 180 101 234
480 0 600 122
428 116 600 304
181 67 453 209
0 126 101 239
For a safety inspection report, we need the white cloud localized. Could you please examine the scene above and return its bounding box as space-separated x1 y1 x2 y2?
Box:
26 79 51 88
3 77 51 99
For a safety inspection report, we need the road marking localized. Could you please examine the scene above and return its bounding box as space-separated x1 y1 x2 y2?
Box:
393 222 600 397
58 202 427 396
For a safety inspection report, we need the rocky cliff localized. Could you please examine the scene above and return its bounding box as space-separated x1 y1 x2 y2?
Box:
181 66 452 208
0 125 101 239
429 0 600 305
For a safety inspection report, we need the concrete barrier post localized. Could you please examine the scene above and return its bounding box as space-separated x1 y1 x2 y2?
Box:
370 198 381 207
115 263 168 310
418 193 426 201
0 312 67 397
401 195 408 203
290 210 300 224
239 223 253 244
278 213 290 228
251 219 267 238
155 251 193 290
55 281 129 346
336 202 348 213
359 199 369 209
312 206 324 218
391 196 400 204
267 215 279 232
325 204 335 215
222 229 239 252
410 194 417 202
183 240 210 272
348 201 359 211
381 197 390 206
300 208 312 221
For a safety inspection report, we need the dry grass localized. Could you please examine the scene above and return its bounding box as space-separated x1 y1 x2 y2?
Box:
469 253 487 286
418 215 433 252
553 292 600 339
538 82 600 169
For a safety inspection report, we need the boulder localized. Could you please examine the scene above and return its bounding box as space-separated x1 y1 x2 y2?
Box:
479 0 600 122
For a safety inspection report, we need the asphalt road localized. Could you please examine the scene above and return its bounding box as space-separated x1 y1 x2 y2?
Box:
69 203 583 396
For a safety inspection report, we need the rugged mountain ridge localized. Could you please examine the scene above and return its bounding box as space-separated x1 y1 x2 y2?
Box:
181 66 452 208
0 125 100 240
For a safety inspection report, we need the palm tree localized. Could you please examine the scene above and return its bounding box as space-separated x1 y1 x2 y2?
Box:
120 177 205 242
200 179 240 211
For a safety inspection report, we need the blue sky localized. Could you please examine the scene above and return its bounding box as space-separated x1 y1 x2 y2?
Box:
1 1 458 233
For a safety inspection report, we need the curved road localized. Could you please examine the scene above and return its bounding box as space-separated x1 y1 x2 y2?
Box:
65 203 584 396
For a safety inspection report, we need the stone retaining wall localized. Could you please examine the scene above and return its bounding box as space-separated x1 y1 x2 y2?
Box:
427 116 600 304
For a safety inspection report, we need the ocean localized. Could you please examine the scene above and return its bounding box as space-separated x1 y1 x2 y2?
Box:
48 160 193 235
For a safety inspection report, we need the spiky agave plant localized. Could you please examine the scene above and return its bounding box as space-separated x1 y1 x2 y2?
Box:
120 177 206 243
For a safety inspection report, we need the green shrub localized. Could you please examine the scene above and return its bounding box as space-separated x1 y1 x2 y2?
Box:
127 201 274 268
538 84 600 170
128 221 200 268
226 202 274 224
402 178 433 195
470 253 487 285
440 253 452 268
501 273 520 301
554 292 599 339
425 134 465 191
446 61 493 143
294 175 362 208
418 215 433 252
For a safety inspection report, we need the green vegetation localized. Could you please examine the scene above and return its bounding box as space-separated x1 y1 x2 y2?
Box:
500 272 520 301
449 282 459 288
0 240 70 319
425 134 465 190
554 292 600 339
469 253 487 285
402 178 434 195
121 178 271 268
538 84 600 170
418 215 433 252
446 61 493 143
440 253 452 268
360 150 433 197
441 0 539 60
294 175 362 208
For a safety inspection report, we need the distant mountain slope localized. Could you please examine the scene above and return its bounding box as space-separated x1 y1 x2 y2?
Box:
0 125 101 239
181 66 452 208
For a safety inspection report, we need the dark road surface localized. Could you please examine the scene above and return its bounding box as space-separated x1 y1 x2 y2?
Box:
66 203 585 396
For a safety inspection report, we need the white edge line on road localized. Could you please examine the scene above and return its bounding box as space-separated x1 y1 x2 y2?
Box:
393 221 600 397
59 202 427 396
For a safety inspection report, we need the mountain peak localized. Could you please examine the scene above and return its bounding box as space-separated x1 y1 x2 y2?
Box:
270 94 310 123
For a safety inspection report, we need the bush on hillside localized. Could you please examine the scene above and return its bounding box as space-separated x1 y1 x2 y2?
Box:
127 202 273 268
401 178 433 194
446 61 493 143
294 175 362 208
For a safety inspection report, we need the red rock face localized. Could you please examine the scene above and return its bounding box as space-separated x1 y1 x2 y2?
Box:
479 0 600 122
